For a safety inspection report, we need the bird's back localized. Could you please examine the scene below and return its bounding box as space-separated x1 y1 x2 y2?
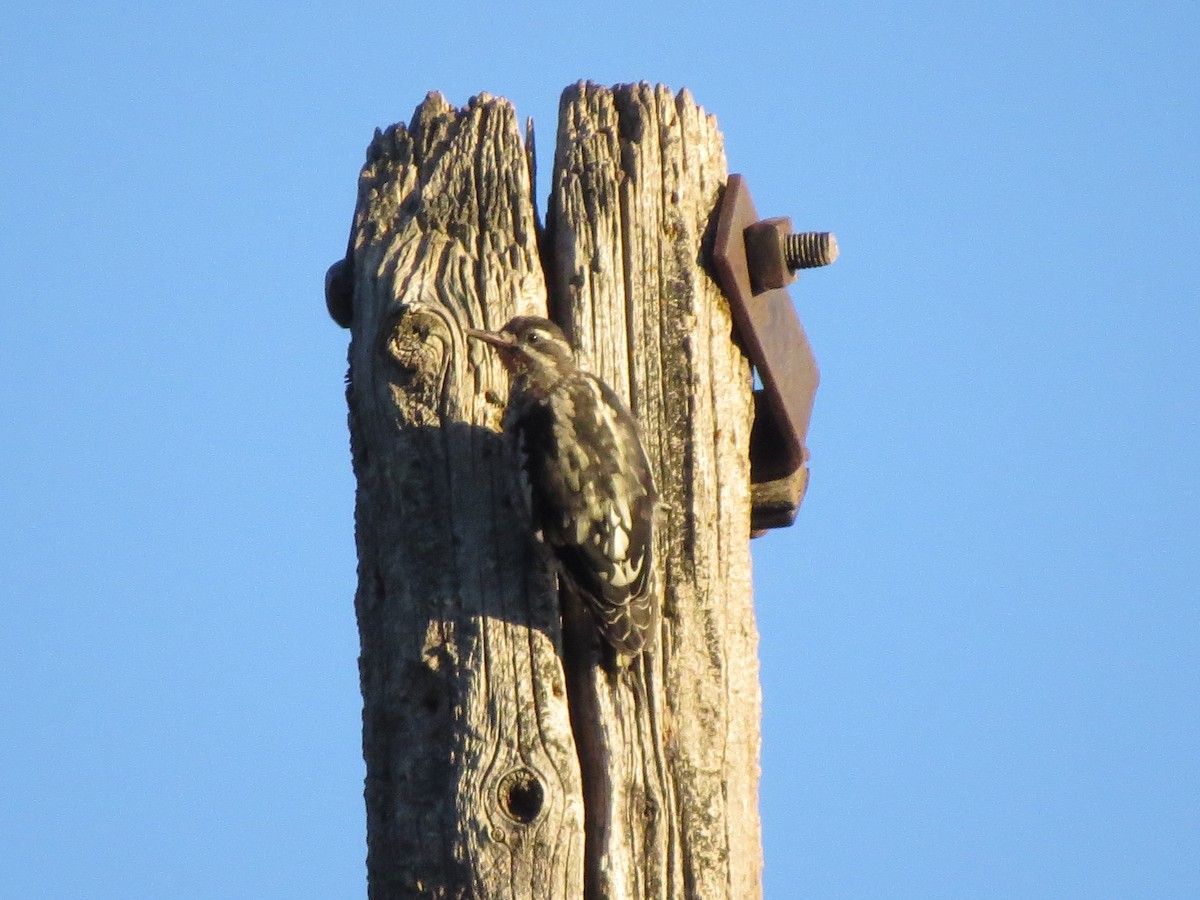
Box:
507 369 658 654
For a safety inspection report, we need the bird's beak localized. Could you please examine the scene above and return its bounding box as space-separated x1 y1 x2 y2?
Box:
464 326 515 350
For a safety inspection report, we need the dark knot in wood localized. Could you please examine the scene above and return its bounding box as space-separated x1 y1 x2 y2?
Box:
497 767 545 825
378 307 455 420
384 308 449 374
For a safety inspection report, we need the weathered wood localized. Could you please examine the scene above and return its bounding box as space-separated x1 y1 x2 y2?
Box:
340 82 763 899
548 82 762 899
345 92 583 900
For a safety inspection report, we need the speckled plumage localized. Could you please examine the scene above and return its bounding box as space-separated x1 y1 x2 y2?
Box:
466 316 658 655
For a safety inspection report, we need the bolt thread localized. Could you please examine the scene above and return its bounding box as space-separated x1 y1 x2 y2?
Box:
785 232 839 270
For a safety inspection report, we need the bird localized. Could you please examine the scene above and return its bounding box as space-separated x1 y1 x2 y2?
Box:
465 316 658 656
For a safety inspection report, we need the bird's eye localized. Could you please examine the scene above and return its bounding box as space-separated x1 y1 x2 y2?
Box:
526 331 542 344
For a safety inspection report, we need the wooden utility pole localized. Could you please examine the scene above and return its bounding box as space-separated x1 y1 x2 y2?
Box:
330 82 761 899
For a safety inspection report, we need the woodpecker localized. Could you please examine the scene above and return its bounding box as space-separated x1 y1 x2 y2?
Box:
466 316 659 656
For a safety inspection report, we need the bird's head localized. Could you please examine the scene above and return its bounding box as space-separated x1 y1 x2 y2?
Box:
466 316 576 381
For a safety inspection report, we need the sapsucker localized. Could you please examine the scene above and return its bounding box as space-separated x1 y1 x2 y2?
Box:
466 316 659 656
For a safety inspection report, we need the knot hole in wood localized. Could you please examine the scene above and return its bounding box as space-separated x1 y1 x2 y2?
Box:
383 307 451 376
497 767 545 825
377 307 457 420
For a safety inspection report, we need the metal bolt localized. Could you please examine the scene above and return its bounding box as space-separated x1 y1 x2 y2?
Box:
784 232 839 270
711 174 835 532
744 218 839 293
325 257 353 328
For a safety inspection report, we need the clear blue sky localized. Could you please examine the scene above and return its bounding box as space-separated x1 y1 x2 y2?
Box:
2 2 1196 897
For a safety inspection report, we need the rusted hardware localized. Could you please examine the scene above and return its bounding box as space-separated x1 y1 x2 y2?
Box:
325 256 353 329
710 174 836 533
744 219 838 293
785 231 839 270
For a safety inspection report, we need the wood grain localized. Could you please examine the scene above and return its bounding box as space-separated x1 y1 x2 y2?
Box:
340 83 762 899
345 92 583 900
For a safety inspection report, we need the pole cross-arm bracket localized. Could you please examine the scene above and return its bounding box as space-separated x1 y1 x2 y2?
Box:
711 174 838 533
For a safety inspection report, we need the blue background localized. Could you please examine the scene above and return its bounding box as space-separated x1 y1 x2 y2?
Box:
2 2 1196 897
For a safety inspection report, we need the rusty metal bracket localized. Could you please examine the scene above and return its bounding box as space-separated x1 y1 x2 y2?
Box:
711 174 837 533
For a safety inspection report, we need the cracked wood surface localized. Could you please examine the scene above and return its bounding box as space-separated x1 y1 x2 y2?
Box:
340 83 761 900
345 92 583 900
550 82 761 900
